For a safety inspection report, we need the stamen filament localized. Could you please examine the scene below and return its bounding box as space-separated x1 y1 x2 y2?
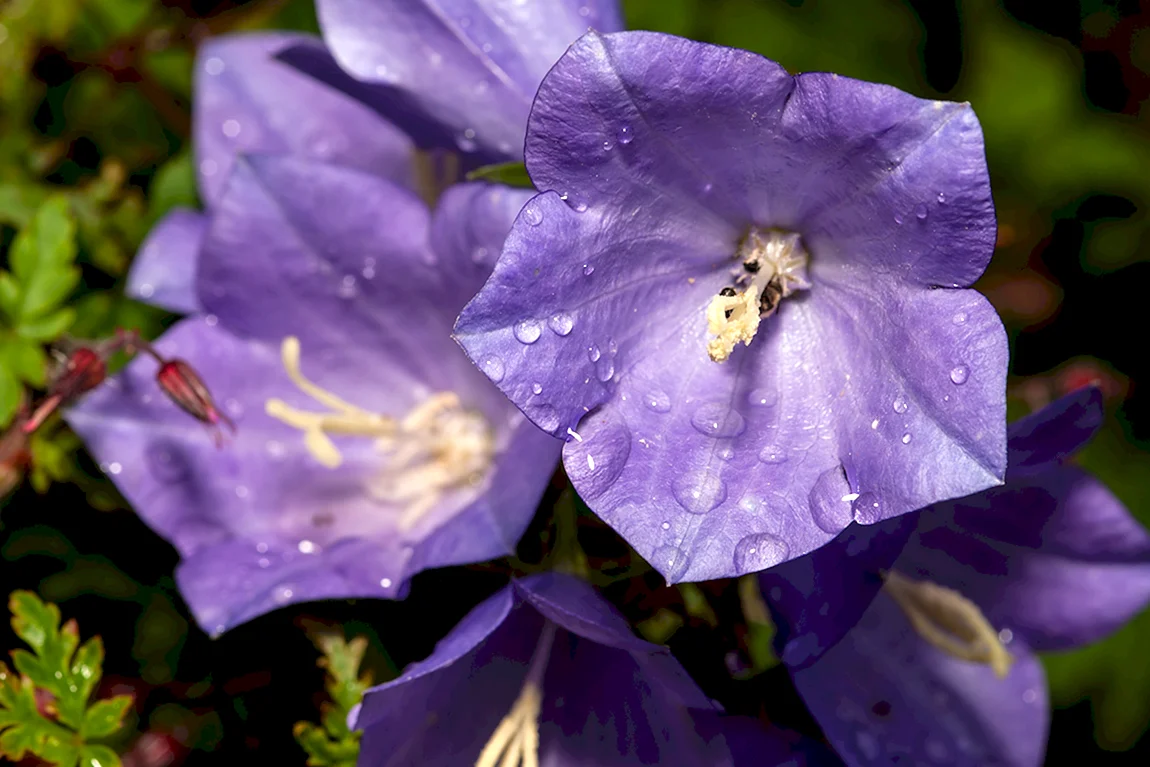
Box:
883 570 1014 678
475 621 557 767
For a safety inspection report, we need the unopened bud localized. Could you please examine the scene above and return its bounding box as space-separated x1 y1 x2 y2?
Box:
156 359 234 438
23 347 108 433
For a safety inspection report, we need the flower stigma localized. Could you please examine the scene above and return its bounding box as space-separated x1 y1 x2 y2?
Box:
265 336 495 530
706 228 810 362
475 620 558 767
882 570 1014 679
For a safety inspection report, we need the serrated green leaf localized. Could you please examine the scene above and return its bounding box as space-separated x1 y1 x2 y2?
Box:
79 743 121 767
294 721 360 767
16 308 76 342
294 633 372 766
465 161 535 189
9 197 76 284
0 662 79 765
0 337 47 387
0 274 22 319
148 153 197 223
20 265 80 320
79 697 131 740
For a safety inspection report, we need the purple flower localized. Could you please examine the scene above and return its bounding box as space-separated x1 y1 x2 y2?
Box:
311 0 624 162
128 33 414 314
771 388 1150 766
68 158 560 634
454 31 1008 583
352 572 826 766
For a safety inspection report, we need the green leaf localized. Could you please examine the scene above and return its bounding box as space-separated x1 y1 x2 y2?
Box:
79 697 132 740
79 743 121 767
465 161 535 189
294 633 372 766
0 366 22 428
0 663 80 765
147 152 197 223
0 337 47 387
3 196 79 327
16 308 76 342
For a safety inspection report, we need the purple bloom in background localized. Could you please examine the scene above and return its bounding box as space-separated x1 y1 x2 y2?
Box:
768 388 1150 766
312 0 624 162
455 31 1009 583
128 33 414 314
352 572 828 766
68 157 559 634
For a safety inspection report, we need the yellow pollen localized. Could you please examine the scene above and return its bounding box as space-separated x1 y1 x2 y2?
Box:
475 622 557 767
883 570 1014 678
265 336 495 531
706 286 761 363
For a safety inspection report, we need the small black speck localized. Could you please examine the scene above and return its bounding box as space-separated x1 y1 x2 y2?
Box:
871 700 892 717
719 287 736 296
743 260 760 273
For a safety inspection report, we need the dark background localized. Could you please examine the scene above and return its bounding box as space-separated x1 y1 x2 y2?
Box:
1 0 1148 764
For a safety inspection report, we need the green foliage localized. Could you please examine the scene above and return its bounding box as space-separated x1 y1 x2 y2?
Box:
293 634 374 767
465 161 535 189
0 591 132 766
0 196 80 426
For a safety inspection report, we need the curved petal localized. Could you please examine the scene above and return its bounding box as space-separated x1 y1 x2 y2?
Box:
126 208 206 314
316 0 624 161
66 318 550 632
1005 386 1103 474
516 572 654 653
903 466 1150 652
793 595 1049 767
194 33 413 207
760 516 916 670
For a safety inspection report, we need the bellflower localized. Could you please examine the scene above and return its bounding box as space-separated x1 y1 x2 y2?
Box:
351 572 829 766
767 388 1150 766
68 158 559 634
455 31 1009 583
128 32 414 314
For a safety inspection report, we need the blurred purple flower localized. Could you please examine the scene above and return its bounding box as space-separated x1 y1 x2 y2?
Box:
765 388 1150 766
352 572 828 766
455 31 1008 583
128 33 414 314
68 158 559 634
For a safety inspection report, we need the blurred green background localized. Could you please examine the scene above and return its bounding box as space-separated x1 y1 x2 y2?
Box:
1 0 1149 764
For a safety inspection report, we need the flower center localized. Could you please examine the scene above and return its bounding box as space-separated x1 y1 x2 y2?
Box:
475 620 558 767
882 570 1014 678
264 336 495 531
705 228 810 362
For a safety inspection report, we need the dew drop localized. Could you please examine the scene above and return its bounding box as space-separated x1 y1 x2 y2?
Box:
733 533 790 573
204 57 225 75
937 191 947 204
107 461 122 475
617 125 634 145
809 466 852 534
901 433 913 445
582 263 595 277
338 275 358 299
595 359 615 382
870 418 879 430
998 628 1014 645
565 418 630 498
513 319 542 344
852 492 883 524
470 246 489 265
892 395 909 414
644 390 671 413
661 521 671 530
746 388 778 408
547 312 574 337
894 212 904 225
222 119 241 138
1022 688 1039 704
522 206 543 226
274 585 295 604
380 578 393 588
602 138 614 151
297 540 317 554
952 311 968 325
690 403 746 438
529 404 560 433
651 544 690 582
758 445 788 464
531 382 543 395
915 203 929 220
482 356 505 382
587 344 601 363
672 472 727 514
702 182 714 194
949 364 969 385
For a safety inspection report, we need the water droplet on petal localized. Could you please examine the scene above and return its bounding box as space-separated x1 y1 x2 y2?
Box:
758 445 788 464
952 311 968 325
380 577 393 588
690 403 746 438
582 263 595 277
587 344 601 363
617 125 634 145
644 390 671 413
809 466 852 534
746 388 778 408
513 319 542 344
547 312 574 336
222 119 241 138
565 418 631 498
661 521 671 530
522 206 543 226
482 356 505 382
204 57 225 75
870 419 879 430
894 212 904 225
949 364 969 385
529 404 560 433
274 585 295 604
733 533 790 573
651 544 690 582
595 359 615 382
901 432 913 444
892 395 909 414
852 492 883 524
915 203 929 220
531 383 543 395
1022 688 1039 705
672 472 727 514
937 191 947 204
602 138 614 151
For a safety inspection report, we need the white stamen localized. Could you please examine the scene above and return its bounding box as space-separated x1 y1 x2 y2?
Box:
883 570 1014 678
265 337 495 530
705 228 810 363
475 621 558 767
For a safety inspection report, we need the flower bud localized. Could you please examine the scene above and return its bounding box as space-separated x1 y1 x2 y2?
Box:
23 347 107 433
156 359 234 438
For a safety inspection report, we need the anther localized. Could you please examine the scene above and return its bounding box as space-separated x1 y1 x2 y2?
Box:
882 570 1014 678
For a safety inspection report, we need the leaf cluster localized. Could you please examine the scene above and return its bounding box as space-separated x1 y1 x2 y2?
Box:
0 591 133 767
293 633 374 767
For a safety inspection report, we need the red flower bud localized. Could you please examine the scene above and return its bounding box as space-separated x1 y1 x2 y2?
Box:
156 359 234 441
23 346 108 433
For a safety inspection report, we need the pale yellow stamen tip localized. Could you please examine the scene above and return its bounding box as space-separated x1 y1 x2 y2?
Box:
706 286 761 363
883 570 1014 679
